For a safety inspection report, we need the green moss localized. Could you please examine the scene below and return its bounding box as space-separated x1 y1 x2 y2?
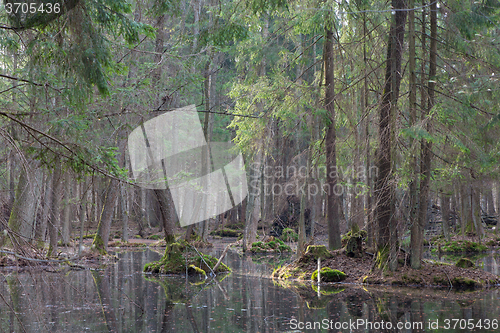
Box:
455 258 475 268
280 228 299 242
399 274 423 285
433 240 488 254
485 239 498 247
267 241 277 249
144 241 230 275
148 235 161 240
311 267 346 283
341 228 367 247
305 245 333 259
433 275 448 285
311 283 345 295
210 229 242 237
188 264 206 276
92 234 107 255
251 238 291 253
252 241 265 248
47 244 54 258
278 244 290 252
430 235 444 242
451 277 481 290
375 246 390 270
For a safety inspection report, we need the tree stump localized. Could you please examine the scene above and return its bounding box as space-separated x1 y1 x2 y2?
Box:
346 235 363 258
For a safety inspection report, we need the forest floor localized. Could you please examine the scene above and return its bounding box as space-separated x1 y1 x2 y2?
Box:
272 244 500 290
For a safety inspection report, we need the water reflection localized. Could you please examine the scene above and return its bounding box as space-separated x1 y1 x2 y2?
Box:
0 248 499 332
426 250 500 275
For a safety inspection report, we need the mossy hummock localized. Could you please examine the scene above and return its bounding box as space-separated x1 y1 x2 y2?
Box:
433 240 488 254
455 258 475 268
144 241 230 276
280 228 299 242
311 267 347 283
305 245 333 259
250 237 291 253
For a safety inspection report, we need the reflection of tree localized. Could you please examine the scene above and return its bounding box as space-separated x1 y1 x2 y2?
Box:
148 274 229 332
5 275 27 333
185 301 201 333
92 271 118 332
160 298 175 333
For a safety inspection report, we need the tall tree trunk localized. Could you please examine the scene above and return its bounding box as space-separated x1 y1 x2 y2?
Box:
78 178 88 256
35 172 52 247
120 181 129 242
48 157 62 257
199 48 216 241
441 190 451 241
154 189 176 244
7 165 38 250
324 27 341 250
298 148 310 254
362 11 374 249
408 0 420 267
376 0 407 270
92 178 120 254
461 183 471 235
485 184 496 216
413 0 436 269
243 151 262 251
471 185 485 239
61 171 72 246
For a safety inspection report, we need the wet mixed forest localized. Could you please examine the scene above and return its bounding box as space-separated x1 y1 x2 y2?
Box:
1 0 500 273
2 1 500 332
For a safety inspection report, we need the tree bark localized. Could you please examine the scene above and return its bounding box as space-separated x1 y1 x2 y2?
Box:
154 189 176 244
376 0 407 270
61 171 72 246
408 0 420 267
35 171 52 247
120 181 129 242
485 184 496 216
324 26 341 250
7 165 38 250
48 157 62 257
413 0 436 269
441 190 451 241
92 178 119 254
362 11 374 249
243 151 262 251
471 185 484 239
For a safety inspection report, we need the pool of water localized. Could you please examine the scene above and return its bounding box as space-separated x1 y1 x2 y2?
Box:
1 245 499 332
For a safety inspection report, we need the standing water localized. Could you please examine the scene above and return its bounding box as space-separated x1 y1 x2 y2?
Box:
1 245 499 332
